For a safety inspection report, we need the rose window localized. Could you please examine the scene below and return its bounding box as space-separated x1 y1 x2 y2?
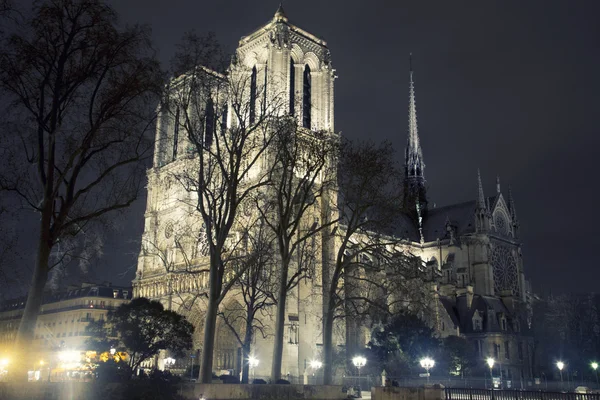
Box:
491 245 519 296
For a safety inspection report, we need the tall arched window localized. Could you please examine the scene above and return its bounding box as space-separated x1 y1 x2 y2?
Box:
172 107 180 161
302 65 311 128
220 104 228 135
249 66 257 124
205 98 215 147
289 58 295 115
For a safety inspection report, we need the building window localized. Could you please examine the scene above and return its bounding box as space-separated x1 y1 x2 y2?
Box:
505 341 510 359
205 98 215 147
250 66 257 124
289 58 295 115
501 318 507 331
494 343 500 359
472 311 482 331
220 105 228 134
173 107 180 161
302 65 311 128
518 342 523 360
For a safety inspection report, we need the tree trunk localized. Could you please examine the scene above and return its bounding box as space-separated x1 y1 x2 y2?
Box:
199 258 220 383
14 211 52 380
271 259 289 382
241 310 254 383
322 305 335 384
241 343 251 384
321 186 335 384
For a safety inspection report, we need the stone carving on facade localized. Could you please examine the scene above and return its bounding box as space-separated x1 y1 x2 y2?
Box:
269 23 290 49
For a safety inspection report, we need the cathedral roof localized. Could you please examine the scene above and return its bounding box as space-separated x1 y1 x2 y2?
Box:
422 200 477 242
418 194 500 242
238 6 328 49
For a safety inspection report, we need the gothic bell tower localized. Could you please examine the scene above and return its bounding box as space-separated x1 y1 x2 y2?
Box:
235 4 335 132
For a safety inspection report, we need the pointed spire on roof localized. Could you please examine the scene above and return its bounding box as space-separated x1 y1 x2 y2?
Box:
405 53 425 180
477 169 486 209
274 2 288 21
508 186 518 221
496 175 501 194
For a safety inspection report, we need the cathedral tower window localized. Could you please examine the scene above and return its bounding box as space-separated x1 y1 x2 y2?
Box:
303 65 311 128
220 105 228 135
205 98 215 147
289 58 295 115
250 66 257 124
172 107 180 161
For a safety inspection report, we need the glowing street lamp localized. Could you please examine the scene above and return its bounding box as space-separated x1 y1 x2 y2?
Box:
419 357 435 384
353 356 367 395
248 356 259 379
0 359 8 368
556 361 565 389
110 347 116 356
310 360 323 372
592 362 599 386
486 358 495 389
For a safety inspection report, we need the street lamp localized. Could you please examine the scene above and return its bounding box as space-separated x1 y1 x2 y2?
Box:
557 361 565 390
592 362 599 387
248 356 259 380
310 360 323 371
110 347 116 356
486 358 495 389
419 357 435 384
353 356 367 396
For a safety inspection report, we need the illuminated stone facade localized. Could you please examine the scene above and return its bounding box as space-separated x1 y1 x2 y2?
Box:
133 6 336 379
133 6 534 384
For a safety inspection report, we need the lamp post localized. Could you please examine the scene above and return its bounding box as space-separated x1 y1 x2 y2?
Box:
248 356 259 381
419 357 435 384
592 362 599 387
353 356 367 397
310 360 322 384
487 358 495 389
556 361 565 391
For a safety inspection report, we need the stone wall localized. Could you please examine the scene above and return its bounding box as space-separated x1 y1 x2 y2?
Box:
371 386 445 400
188 383 346 400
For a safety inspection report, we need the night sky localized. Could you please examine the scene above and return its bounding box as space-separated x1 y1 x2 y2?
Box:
6 0 600 296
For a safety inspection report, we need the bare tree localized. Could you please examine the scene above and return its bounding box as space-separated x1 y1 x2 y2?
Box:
321 139 428 384
0 0 162 376
217 216 276 383
254 120 337 381
163 32 288 383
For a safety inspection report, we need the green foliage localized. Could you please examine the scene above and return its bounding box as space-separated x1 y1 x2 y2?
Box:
95 359 131 382
439 336 478 376
85 319 120 353
368 312 441 377
91 297 194 373
367 312 478 378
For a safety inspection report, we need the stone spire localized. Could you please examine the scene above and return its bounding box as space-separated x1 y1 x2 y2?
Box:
405 54 425 182
475 169 490 232
508 186 518 221
477 169 486 209
496 175 501 194
403 54 428 220
274 3 288 21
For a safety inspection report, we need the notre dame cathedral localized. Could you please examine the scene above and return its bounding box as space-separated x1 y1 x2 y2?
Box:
133 6 535 384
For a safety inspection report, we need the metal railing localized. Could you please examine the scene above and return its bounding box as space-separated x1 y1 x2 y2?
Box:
445 388 600 400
